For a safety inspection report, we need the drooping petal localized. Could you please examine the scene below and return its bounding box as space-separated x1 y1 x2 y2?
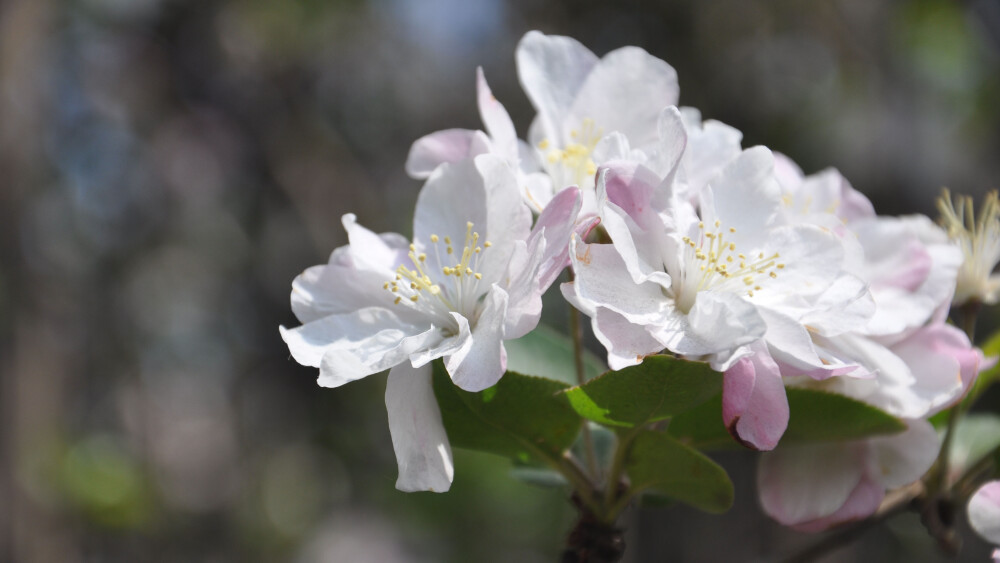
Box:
758 441 868 528
405 129 491 179
968 480 1000 545
280 307 426 369
317 323 445 388
385 363 454 493
445 286 509 392
722 345 789 451
516 31 598 146
529 186 583 289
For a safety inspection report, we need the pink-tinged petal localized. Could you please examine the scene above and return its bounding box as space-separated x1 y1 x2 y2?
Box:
792 477 884 533
722 346 789 451
516 31 598 145
890 324 979 415
405 129 490 179
758 441 867 527
596 163 672 283
870 419 939 488
476 67 517 159
446 286 509 392
385 363 454 492
592 307 665 370
968 480 1000 545
855 218 932 292
567 46 680 148
530 186 583 289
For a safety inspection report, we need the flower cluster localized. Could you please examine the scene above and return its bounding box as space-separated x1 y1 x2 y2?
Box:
282 31 993 538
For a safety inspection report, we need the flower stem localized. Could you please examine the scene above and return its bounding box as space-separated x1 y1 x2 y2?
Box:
568 269 599 481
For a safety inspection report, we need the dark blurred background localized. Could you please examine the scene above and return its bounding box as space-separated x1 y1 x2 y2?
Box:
2 0 1000 561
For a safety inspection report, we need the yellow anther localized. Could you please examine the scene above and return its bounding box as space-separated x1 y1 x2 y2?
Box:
394 296 402 304
769 271 777 278
444 236 451 245
410 295 419 302
777 264 785 269
729 227 736 233
484 241 492 248
466 267 473 275
715 220 721 227
447 247 453 255
430 234 439 243
419 253 427 262
474 273 482 279
538 139 550 150
383 282 389 289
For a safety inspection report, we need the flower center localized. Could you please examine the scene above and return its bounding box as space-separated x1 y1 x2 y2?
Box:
382 222 492 321
937 188 1000 304
672 220 785 313
538 118 602 189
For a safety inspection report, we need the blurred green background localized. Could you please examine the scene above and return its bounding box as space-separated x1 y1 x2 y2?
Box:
2 0 1000 561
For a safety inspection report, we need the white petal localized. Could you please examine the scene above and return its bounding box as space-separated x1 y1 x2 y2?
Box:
702 146 781 249
663 291 765 358
385 363 454 492
516 31 598 146
592 307 665 370
968 480 1000 545
280 307 422 368
567 46 680 149
405 129 490 179
318 323 445 388
568 237 670 324
476 67 518 159
446 286 509 392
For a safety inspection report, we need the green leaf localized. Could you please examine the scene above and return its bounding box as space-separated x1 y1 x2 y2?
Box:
432 361 582 464
504 323 606 385
668 388 908 449
947 413 1000 475
509 466 568 489
782 388 906 443
562 355 721 428
624 430 734 513
665 393 737 450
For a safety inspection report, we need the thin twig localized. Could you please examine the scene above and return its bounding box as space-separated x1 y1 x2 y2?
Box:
568 269 600 480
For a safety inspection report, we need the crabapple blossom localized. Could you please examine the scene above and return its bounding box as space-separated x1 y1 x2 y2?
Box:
281 154 582 491
517 30 680 213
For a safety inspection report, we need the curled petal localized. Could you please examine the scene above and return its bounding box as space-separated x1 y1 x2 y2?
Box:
405 129 490 179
